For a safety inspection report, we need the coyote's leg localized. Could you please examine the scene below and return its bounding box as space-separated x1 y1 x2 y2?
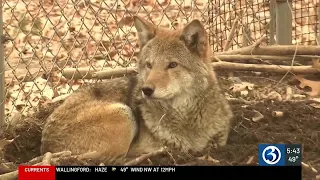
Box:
216 129 230 147
41 102 137 163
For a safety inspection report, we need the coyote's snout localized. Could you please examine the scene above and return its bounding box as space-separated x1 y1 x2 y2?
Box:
40 16 233 164
140 59 195 100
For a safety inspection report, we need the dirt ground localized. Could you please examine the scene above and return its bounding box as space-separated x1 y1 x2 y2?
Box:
0 71 319 180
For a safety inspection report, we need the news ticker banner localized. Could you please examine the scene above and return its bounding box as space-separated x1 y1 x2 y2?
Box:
18 166 301 179
18 144 302 179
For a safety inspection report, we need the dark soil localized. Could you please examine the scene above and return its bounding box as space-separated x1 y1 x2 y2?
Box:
0 71 319 180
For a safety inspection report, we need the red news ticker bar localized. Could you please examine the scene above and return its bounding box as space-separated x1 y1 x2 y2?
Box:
18 165 56 180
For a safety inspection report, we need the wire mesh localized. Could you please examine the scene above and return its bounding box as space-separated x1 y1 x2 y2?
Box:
2 0 209 122
0 0 319 122
210 0 319 51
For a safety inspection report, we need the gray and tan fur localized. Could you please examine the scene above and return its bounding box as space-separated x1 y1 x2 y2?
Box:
40 16 233 164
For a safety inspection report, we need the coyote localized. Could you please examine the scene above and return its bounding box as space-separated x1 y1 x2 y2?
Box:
40 16 233 164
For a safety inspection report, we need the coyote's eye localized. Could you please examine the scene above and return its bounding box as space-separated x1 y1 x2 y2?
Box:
168 62 178 69
146 62 152 69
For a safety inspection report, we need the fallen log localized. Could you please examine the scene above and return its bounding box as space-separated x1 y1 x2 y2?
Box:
61 62 319 80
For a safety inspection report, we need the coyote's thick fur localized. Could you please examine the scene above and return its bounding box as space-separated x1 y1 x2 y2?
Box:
40 16 233 163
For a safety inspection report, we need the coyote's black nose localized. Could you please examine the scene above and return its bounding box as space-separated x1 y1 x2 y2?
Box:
142 86 155 97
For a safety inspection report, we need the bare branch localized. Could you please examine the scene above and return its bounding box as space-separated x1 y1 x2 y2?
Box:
212 61 319 74
62 61 319 80
218 45 320 56
215 55 312 62
252 35 267 48
62 68 97 80
92 67 138 79
124 147 167 166
223 16 240 51
0 170 18 180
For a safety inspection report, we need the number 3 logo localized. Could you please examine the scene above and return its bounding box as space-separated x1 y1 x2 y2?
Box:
262 146 281 165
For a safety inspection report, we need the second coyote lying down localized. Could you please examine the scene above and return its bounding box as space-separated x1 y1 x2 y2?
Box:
40 16 233 163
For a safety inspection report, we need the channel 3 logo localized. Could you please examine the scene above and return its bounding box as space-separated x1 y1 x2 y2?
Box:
258 144 285 166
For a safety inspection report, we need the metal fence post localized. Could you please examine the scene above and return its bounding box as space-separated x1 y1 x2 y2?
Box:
275 0 293 45
0 0 4 127
269 0 276 45
317 6 320 45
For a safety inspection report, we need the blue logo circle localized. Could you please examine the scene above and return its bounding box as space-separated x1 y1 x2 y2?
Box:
262 146 281 165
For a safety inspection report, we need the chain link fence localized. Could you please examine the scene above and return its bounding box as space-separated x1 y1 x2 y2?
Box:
1 0 319 123
210 0 319 52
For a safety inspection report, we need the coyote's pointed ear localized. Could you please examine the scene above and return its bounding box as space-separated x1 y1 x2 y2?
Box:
180 20 208 57
133 16 156 49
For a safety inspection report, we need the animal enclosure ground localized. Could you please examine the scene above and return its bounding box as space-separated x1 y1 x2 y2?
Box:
0 71 319 180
